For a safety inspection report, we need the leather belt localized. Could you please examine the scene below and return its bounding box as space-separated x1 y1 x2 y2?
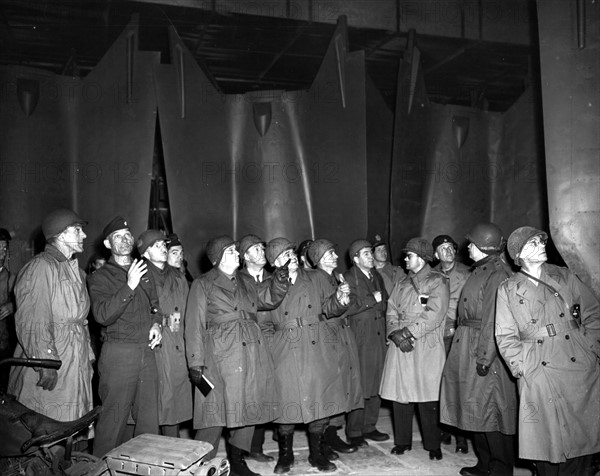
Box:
521 319 578 342
458 319 481 330
274 314 325 331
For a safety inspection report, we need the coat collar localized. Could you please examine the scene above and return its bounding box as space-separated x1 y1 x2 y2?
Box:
44 244 69 262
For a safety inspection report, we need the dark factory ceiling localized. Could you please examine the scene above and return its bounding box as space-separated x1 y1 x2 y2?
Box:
0 1 533 112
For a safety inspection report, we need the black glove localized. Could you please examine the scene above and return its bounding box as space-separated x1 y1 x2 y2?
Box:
389 330 404 348
189 366 205 386
36 368 58 391
389 327 415 352
273 266 290 283
476 363 489 377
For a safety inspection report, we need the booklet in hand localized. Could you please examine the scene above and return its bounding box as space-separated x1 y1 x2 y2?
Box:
195 374 214 397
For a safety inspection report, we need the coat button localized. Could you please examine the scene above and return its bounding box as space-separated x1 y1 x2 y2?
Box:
537 339 543 344
242 342 246 346
234 307 238 311
560 312 565 317
531 319 537 324
519 299 524 304
312 340 316 345
308 304 312 309
284 311 288 315
464 298 467 302
571 357 576 362
542 361 547 366
565 335 570 340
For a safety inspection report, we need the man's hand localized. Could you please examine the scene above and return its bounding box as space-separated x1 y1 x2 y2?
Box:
476 363 489 377
389 327 415 352
36 368 58 391
373 291 382 303
189 366 205 386
273 265 290 283
127 259 147 290
148 323 162 349
336 282 350 304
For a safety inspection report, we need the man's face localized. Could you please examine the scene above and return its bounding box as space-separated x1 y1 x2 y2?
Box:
93 258 106 270
167 245 184 269
319 249 338 270
404 251 422 272
355 247 374 270
467 242 480 262
519 235 547 265
244 243 266 267
373 245 387 262
435 243 456 264
276 248 298 271
0 240 8 267
220 244 240 269
107 229 134 256
59 225 86 254
145 240 167 264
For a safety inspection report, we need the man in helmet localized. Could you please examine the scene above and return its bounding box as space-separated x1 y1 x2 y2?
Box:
260 237 351 474
87 216 163 456
380 237 449 461
372 234 401 294
496 227 600 475
8 209 95 448
0 227 16 391
343 239 390 449
185 235 290 476
236 234 275 463
431 234 471 454
440 223 517 476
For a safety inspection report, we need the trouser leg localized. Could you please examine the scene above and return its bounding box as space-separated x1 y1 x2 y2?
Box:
195 426 223 460
472 432 492 473
363 396 382 434
161 424 179 438
131 347 159 437
93 343 142 457
346 407 365 438
418 401 441 451
228 426 254 453
486 431 514 476
250 425 266 453
536 454 593 476
308 418 328 434
392 402 414 446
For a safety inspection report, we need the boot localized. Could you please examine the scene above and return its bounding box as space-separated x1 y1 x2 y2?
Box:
308 431 337 473
228 444 261 476
324 425 356 454
18 405 102 453
274 432 294 474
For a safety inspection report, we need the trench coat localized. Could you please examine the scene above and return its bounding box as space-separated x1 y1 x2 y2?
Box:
259 268 358 424
344 266 388 398
8 245 94 427
434 261 470 335
185 267 288 429
496 263 600 462
150 264 193 426
379 264 449 403
440 254 517 434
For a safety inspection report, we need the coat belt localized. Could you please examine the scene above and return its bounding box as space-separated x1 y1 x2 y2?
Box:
520 319 578 342
274 314 325 331
458 318 481 329
207 310 257 328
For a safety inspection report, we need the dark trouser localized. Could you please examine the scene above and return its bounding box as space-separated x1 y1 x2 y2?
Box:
392 401 441 451
195 425 255 460
347 396 382 438
441 334 467 446
93 342 159 457
536 455 593 476
161 424 179 438
472 431 514 475
250 425 266 453
279 418 328 436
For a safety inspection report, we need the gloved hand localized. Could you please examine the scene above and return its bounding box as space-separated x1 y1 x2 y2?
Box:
189 366 206 386
476 363 489 377
273 265 290 283
389 329 404 348
36 368 58 391
398 326 415 353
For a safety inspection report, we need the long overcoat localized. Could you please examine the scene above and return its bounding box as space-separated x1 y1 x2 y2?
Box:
259 268 358 424
379 264 449 403
344 266 388 397
185 267 288 429
8 245 94 426
440 254 517 434
150 264 193 426
496 263 600 462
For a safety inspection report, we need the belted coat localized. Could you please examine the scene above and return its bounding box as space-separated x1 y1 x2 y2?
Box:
343 266 388 398
380 264 449 403
185 267 288 429
259 268 359 424
8 245 94 426
440 254 517 434
496 263 600 462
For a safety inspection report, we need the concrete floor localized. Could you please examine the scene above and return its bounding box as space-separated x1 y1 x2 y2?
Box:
200 404 536 476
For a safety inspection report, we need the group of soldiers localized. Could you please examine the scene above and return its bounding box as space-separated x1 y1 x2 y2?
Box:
2 209 599 476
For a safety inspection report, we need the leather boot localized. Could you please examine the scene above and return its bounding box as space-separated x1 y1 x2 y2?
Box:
308 431 336 472
273 432 294 474
18 405 102 452
324 425 356 454
228 444 261 476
